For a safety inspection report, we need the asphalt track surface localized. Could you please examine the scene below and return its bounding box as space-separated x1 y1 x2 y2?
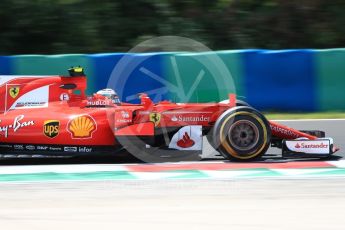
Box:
1 179 345 230
0 119 345 230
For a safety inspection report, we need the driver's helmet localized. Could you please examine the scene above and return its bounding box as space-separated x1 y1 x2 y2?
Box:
96 88 121 104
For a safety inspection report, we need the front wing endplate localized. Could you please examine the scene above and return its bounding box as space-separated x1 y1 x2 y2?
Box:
282 138 334 158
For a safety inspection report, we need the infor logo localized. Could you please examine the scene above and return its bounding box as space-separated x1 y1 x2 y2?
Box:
43 120 60 138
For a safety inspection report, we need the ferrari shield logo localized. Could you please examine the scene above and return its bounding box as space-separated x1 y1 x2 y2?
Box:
9 86 20 98
149 112 161 126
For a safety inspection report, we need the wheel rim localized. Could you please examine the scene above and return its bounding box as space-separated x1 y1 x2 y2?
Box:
228 120 259 151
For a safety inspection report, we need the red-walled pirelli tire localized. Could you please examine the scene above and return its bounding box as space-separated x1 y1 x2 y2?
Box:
212 106 271 161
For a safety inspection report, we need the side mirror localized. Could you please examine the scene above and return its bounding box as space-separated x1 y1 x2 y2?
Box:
139 93 153 108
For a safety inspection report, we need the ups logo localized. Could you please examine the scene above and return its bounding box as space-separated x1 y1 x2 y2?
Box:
43 120 60 138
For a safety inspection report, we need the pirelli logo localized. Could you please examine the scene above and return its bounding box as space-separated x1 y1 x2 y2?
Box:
43 120 60 138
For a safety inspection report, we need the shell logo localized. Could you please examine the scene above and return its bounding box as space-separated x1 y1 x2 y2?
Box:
67 115 97 138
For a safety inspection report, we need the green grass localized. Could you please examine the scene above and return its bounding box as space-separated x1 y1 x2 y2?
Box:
263 112 345 120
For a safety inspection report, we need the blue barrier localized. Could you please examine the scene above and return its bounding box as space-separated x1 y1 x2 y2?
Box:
243 49 317 111
99 53 168 103
89 53 125 93
163 52 237 103
4 49 344 111
0 56 13 75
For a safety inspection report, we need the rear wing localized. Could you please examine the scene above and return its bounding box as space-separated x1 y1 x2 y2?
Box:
0 71 87 113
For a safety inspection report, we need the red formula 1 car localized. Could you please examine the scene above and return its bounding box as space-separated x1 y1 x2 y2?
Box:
0 67 339 162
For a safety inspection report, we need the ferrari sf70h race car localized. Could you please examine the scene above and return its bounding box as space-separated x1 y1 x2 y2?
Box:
0 67 339 162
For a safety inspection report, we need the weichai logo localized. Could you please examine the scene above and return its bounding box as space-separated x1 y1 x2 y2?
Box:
43 120 60 138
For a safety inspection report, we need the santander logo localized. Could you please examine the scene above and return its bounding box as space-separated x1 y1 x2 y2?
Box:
294 142 328 149
170 115 210 122
171 116 178 122
177 132 195 148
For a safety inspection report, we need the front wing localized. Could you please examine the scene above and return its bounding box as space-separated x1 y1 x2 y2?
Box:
282 138 335 158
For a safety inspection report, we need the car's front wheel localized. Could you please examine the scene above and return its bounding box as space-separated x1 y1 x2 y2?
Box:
211 106 271 161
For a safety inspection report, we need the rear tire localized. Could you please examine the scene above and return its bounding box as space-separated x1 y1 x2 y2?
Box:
212 106 271 161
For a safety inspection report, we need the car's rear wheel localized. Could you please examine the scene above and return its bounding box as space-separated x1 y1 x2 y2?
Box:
211 106 271 161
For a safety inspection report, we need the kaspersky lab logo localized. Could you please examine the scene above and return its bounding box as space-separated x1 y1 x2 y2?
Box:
43 120 59 138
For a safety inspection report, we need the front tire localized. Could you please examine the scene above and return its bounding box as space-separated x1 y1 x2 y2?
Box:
212 106 271 161
206 100 252 150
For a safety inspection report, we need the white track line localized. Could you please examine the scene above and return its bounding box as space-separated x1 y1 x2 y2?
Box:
0 160 343 175
272 119 345 122
0 164 127 174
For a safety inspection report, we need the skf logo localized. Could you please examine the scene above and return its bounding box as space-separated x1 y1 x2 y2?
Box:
9 86 20 98
149 112 161 127
43 120 60 138
67 115 96 138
